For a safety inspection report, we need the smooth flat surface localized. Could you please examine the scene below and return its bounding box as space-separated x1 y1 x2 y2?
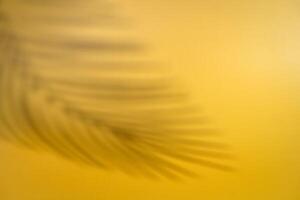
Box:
0 0 300 199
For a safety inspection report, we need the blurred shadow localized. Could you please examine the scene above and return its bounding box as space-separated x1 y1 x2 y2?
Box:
0 0 233 179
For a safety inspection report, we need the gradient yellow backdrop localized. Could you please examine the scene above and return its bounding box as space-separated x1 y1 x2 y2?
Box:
0 0 299 199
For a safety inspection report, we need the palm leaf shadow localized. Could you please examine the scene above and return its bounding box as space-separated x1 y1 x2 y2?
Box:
0 0 233 179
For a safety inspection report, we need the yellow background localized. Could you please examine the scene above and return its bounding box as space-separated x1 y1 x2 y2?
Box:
1 0 300 199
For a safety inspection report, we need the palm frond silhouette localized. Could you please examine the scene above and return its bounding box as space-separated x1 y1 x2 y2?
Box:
0 0 232 179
